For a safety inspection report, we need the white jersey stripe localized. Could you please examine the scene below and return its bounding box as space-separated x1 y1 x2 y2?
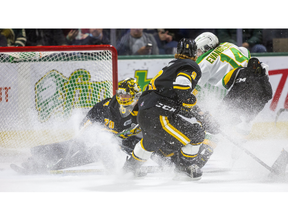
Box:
160 115 190 145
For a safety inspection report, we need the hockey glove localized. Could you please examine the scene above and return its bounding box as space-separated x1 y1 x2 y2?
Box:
119 124 141 139
247 57 266 77
178 94 197 118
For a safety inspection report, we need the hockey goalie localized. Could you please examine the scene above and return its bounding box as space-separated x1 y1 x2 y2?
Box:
11 78 143 174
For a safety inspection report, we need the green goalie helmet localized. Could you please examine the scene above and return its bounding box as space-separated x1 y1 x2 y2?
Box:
116 78 142 106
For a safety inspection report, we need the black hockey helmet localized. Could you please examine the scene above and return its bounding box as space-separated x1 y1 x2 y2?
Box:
247 57 264 76
176 38 197 58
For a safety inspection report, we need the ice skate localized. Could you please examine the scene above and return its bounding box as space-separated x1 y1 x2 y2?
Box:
174 163 203 180
122 156 147 177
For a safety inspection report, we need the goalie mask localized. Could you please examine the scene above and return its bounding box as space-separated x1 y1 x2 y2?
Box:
116 78 142 117
195 32 219 57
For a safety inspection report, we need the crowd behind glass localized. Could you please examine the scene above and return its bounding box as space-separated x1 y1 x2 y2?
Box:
1 28 288 54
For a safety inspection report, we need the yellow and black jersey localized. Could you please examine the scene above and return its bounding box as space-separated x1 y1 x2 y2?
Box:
80 95 139 137
139 58 201 113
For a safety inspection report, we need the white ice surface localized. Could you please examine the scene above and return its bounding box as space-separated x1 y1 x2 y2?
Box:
1 138 288 216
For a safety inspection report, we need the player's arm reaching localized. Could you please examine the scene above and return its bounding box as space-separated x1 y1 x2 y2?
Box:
79 97 111 131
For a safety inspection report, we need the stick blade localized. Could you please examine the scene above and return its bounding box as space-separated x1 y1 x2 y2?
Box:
270 149 288 176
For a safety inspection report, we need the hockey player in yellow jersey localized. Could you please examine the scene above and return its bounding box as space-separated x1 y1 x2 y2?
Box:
122 38 219 180
10 78 143 174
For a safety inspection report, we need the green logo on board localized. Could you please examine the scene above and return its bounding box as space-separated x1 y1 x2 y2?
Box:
35 69 112 122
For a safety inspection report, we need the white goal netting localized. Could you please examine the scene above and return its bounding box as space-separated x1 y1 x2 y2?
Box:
0 45 118 157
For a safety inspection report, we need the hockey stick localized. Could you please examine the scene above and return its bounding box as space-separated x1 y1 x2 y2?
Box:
275 108 288 126
189 109 286 175
220 131 287 175
220 131 272 171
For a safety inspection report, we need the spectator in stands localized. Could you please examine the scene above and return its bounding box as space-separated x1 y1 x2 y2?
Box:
0 34 7 46
153 29 178 54
41 29 67 46
0 29 26 46
217 29 267 53
170 29 217 41
66 29 110 45
116 29 159 55
25 29 44 46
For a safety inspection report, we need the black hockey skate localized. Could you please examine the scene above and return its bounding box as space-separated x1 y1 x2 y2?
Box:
196 144 214 168
174 163 203 180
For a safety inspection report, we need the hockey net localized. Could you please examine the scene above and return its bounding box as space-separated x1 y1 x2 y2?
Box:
0 45 118 159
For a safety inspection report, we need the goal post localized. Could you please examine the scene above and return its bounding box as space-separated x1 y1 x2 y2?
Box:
0 45 118 150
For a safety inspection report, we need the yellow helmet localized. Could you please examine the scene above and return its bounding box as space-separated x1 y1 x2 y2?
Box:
116 78 142 106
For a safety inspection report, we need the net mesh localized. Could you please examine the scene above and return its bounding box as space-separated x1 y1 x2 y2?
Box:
0 48 116 155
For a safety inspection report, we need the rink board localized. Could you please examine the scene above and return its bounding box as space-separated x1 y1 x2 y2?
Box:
1 55 288 148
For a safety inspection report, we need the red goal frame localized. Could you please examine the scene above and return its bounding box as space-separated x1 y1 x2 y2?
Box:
0 45 118 95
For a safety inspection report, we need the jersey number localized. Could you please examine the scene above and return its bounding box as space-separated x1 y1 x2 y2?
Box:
220 47 249 69
104 119 114 129
148 70 164 90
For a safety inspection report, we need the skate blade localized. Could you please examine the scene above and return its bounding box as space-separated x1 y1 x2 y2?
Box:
270 149 288 176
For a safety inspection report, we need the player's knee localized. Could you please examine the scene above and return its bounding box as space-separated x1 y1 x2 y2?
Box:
181 143 201 158
133 139 153 161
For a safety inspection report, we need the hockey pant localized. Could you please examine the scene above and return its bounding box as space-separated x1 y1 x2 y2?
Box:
135 107 205 167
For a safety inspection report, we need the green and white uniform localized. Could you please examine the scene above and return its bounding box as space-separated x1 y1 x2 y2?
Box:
195 42 251 103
